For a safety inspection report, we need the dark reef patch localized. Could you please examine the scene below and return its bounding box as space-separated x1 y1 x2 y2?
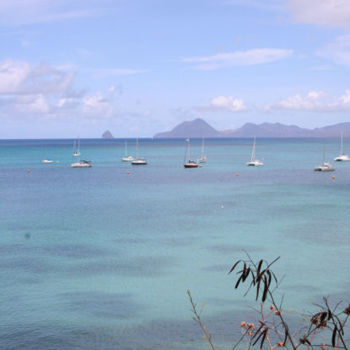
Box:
59 291 143 320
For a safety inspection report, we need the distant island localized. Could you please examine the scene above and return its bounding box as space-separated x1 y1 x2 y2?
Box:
102 130 114 139
153 118 350 138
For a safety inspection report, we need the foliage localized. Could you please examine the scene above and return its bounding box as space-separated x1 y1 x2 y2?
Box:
188 254 350 350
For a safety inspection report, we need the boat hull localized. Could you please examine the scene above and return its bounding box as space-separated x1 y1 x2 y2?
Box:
314 162 334 172
184 163 198 168
131 160 147 165
71 162 92 168
122 156 134 162
246 161 263 166
314 167 334 172
334 155 350 161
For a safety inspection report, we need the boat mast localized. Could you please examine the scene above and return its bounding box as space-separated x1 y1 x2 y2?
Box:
341 132 344 156
201 137 205 158
136 138 139 160
125 140 128 156
185 138 191 163
323 143 325 164
251 137 256 162
77 136 80 154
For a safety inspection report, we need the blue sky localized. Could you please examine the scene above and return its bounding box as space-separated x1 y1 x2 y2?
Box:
1 0 350 138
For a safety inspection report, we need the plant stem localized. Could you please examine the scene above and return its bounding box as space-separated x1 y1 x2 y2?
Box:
187 290 216 350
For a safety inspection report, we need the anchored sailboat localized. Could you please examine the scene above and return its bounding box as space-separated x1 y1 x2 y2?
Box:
71 139 92 168
184 138 198 168
334 132 350 161
121 140 134 162
42 147 54 164
246 137 263 166
314 144 334 172
131 138 147 165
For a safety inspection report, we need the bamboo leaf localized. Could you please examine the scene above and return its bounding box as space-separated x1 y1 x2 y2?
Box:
228 260 241 274
332 326 337 347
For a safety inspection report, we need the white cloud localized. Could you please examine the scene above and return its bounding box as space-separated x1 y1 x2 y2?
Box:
82 92 114 118
288 0 350 27
57 97 76 108
225 0 350 28
15 94 50 114
0 60 31 94
0 59 75 95
194 95 248 113
339 90 350 104
181 49 293 70
210 96 248 112
267 90 350 112
0 58 117 120
87 68 151 77
317 35 350 66
0 0 113 26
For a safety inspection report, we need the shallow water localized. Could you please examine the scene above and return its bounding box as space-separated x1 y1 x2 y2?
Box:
0 138 349 349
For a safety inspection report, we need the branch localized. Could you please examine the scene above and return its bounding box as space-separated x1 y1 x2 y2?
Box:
187 289 216 350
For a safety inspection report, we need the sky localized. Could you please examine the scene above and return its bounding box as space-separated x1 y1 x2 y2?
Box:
1 0 350 138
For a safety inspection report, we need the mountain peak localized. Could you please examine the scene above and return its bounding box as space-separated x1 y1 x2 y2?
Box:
154 118 220 138
102 130 114 139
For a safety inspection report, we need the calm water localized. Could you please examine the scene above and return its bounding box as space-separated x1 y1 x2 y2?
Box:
0 138 349 349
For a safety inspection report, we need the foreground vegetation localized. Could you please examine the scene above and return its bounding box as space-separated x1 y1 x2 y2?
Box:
188 255 349 350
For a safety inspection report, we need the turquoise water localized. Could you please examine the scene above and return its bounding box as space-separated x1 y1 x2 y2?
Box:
0 138 349 349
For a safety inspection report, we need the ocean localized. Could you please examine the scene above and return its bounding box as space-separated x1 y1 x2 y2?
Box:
0 138 349 349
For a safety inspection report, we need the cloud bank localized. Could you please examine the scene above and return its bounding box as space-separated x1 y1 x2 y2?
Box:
267 90 350 112
288 0 350 28
0 59 115 120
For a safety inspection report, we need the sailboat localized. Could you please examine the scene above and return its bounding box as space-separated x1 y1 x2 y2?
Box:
314 144 334 172
334 132 350 161
71 139 92 168
73 137 81 157
246 137 264 166
184 138 199 168
121 140 134 162
131 138 147 165
42 147 54 164
198 138 207 163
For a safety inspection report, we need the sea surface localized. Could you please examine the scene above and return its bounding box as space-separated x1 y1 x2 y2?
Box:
0 138 349 350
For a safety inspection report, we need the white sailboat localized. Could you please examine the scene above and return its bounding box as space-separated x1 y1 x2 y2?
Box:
334 132 350 161
184 138 198 168
71 139 92 168
42 148 54 164
198 138 207 163
73 137 81 157
131 138 147 165
314 145 334 172
246 137 263 166
121 140 134 162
